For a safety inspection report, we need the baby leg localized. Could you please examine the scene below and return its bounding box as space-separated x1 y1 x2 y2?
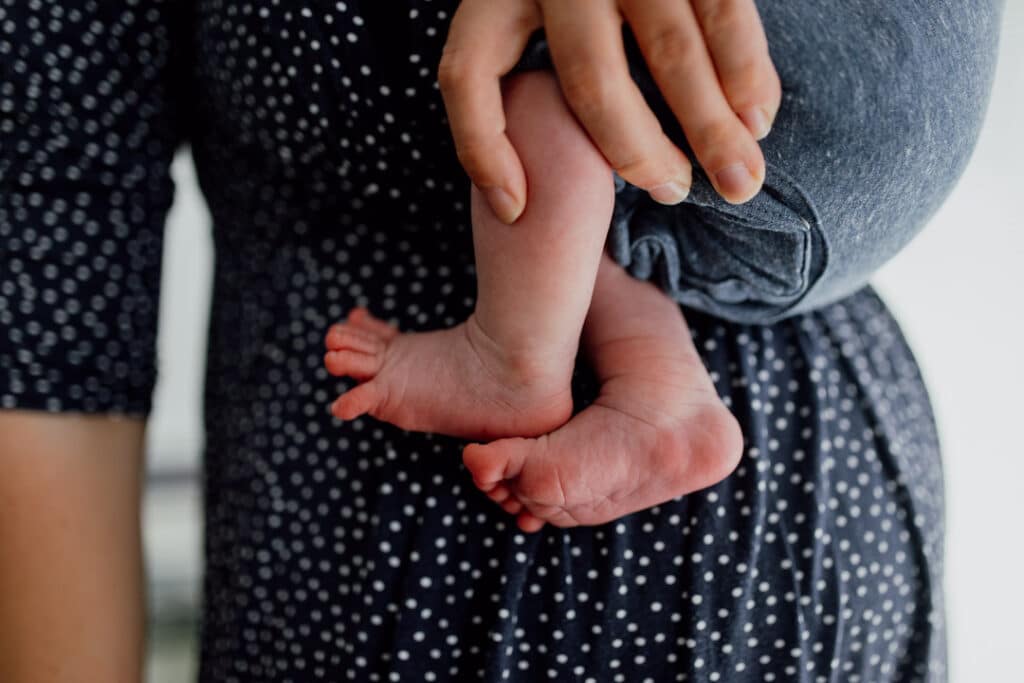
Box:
324 71 615 440
463 252 744 532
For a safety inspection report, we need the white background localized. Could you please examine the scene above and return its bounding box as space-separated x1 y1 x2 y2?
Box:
143 5 1024 679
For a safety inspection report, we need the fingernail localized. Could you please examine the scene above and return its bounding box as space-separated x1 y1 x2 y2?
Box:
649 181 690 205
483 186 523 223
740 106 772 140
714 163 757 201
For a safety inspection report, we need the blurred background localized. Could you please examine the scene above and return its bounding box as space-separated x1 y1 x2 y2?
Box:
143 6 1024 681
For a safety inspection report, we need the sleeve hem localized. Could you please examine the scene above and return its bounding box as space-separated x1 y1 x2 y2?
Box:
609 164 830 325
1 367 154 417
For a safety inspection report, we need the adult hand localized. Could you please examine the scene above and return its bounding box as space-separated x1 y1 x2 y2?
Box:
438 0 781 224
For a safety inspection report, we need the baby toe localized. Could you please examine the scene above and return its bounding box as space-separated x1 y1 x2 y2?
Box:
462 444 505 490
347 307 399 341
325 325 382 353
515 510 546 534
500 498 523 515
462 439 531 491
331 381 386 421
484 481 514 502
324 348 383 380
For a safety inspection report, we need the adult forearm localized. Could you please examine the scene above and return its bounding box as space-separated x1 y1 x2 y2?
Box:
0 412 147 683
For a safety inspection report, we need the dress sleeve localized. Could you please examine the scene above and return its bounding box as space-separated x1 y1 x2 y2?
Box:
0 1 189 415
514 0 1003 323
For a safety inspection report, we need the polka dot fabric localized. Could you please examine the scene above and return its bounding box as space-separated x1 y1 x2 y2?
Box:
1 2 946 681
0 0 185 413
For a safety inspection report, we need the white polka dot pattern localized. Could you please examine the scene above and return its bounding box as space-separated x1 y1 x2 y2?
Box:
0 2 946 681
1 0 184 414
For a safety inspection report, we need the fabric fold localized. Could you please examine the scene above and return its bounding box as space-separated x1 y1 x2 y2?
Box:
608 165 828 323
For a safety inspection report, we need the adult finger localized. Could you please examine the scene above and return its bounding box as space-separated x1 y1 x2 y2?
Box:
691 0 781 140
621 0 765 203
538 0 694 205
438 0 543 223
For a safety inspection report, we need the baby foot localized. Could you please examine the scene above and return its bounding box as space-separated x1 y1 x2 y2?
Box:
324 308 574 440
462 255 744 532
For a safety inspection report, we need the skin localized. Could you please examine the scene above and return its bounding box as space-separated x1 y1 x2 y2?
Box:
438 0 782 223
326 71 743 532
327 71 613 440
0 412 146 682
0 3 780 674
464 252 743 533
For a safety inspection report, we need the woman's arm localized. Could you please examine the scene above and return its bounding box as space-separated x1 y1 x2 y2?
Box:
0 414 146 683
603 0 1005 323
1 1 188 677
442 0 1004 323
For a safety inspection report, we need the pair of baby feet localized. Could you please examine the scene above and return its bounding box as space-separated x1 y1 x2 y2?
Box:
324 259 743 532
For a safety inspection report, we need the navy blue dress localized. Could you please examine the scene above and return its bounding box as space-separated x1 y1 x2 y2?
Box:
0 1 1001 680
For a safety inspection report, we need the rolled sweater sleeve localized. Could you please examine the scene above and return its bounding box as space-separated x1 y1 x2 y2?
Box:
516 0 1003 324
0 1 189 415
